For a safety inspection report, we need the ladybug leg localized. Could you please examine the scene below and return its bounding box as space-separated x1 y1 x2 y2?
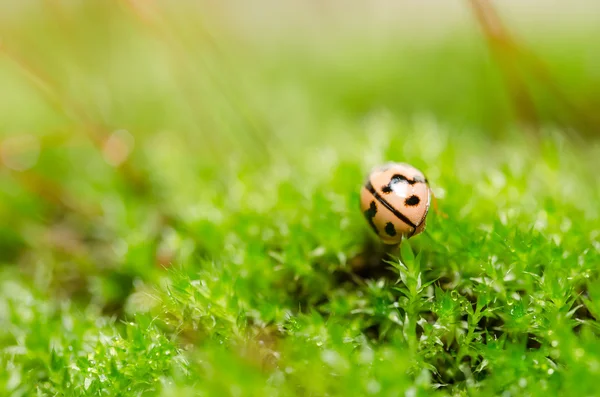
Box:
431 192 448 218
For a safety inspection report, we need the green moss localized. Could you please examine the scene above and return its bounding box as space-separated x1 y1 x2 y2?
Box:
1 3 600 396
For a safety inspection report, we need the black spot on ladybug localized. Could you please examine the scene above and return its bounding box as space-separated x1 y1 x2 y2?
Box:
405 195 420 206
364 201 379 234
382 175 412 193
389 174 427 187
391 174 415 185
381 185 392 193
385 222 397 237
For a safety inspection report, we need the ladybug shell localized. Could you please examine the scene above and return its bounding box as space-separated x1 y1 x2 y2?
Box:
360 163 431 244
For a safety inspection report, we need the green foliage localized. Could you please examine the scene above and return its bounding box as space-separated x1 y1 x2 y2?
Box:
1 3 600 396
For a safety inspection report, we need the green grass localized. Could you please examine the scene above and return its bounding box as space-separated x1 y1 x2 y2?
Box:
1 2 600 396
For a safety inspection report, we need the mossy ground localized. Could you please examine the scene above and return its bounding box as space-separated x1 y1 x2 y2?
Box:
1 3 600 396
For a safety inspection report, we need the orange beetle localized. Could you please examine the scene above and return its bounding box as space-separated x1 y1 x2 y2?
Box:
360 162 431 244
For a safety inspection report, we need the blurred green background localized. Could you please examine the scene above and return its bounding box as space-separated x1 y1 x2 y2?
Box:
1 1 600 396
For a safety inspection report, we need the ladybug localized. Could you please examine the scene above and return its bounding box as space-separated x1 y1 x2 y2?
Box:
360 162 431 244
